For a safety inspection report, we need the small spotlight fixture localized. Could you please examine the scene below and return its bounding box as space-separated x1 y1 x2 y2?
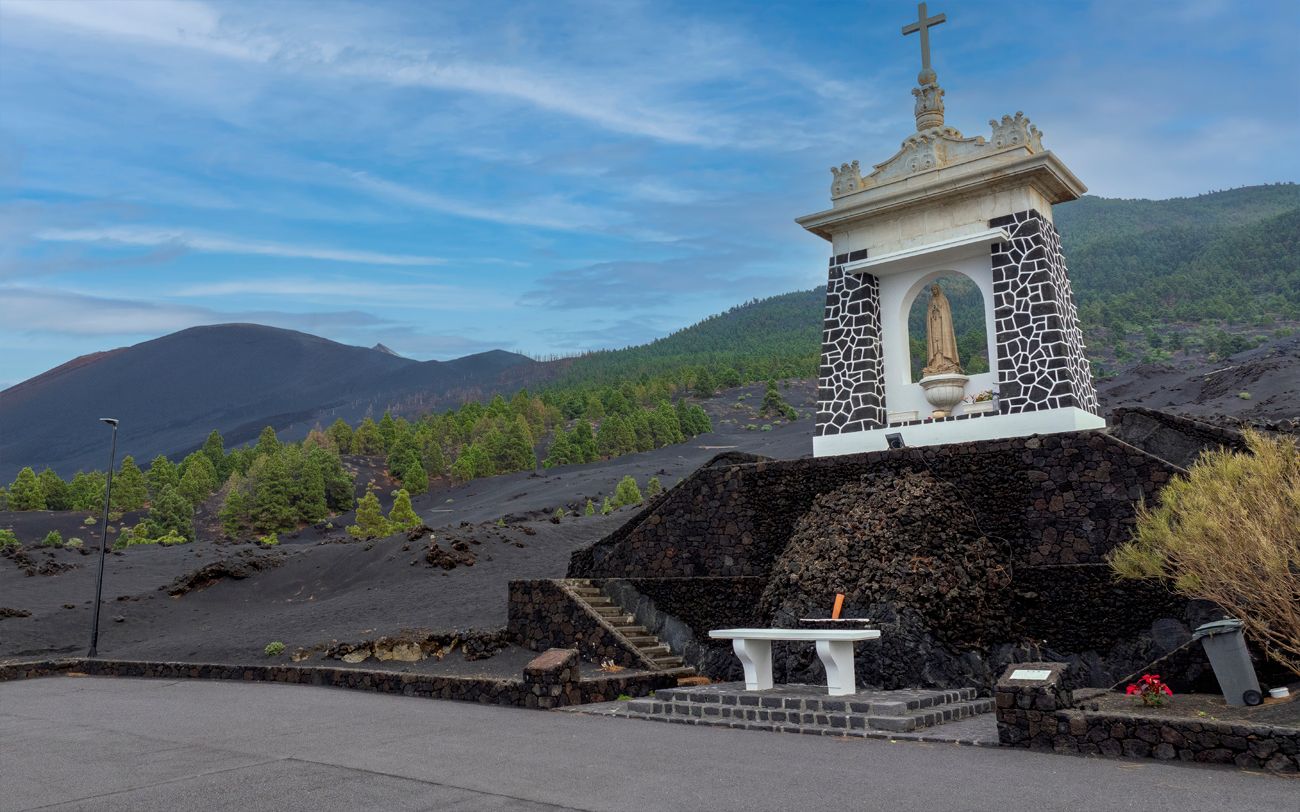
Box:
885 432 905 450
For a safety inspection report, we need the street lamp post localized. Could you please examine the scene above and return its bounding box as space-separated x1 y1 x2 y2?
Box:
88 418 119 658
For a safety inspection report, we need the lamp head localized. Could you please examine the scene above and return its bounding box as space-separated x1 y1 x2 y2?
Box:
99 418 119 427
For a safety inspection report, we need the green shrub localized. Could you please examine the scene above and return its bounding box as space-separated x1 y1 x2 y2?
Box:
388 489 422 530
600 497 613 515
646 477 664 499
584 499 595 516
0 529 18 549
66 537 84 549
258 533 279 546
347 491 392 539
761 424 773 432
1110 430 1300 675
1238 391 1252 400
264 641 286 657
553 507 567 520
41 530 63 548
83 516 97 526
612 476 642 507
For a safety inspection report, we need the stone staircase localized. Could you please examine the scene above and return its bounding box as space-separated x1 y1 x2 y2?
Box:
618 682 994 736
564 579 692 672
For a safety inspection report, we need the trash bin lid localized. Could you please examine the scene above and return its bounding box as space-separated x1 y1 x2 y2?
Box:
1193 618 1244 640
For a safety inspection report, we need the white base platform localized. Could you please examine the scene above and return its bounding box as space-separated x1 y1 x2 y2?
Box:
812 406 1105 457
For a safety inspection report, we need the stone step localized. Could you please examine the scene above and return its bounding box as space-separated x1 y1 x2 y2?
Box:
652 685 976 715
584 597 614 606
610 625 646 636
637 644 671 656
625 696 993 733
624 635 658 646
651 657 685 668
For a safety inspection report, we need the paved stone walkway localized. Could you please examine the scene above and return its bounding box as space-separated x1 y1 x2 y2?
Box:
2 676 1295 812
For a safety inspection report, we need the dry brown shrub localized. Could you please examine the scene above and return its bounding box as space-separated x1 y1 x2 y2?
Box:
1109 429 1300 675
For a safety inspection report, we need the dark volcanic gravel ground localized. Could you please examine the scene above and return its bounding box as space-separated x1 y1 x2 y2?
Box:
0 383 816 667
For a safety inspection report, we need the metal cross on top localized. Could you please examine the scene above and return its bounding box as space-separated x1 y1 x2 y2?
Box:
902 2 946 75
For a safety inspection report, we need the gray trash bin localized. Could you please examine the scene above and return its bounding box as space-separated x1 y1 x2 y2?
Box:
1193 619 1262 706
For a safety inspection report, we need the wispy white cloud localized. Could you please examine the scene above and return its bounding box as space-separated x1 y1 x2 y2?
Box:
337 169 616 232
0 285 391 336
35 226 443 266
0 0 732 146
168 276 504 311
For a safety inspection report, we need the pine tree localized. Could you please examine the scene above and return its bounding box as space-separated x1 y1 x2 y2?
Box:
347 491 391 538
69 471 106 511
543 428 573 469
249 453 296 534
646 476 664 499
351 417 384 455
111 456 148 512
613 475 643 507
571 420 598 462
326 418 354 453
630 410 654 452
9 467 45 511
201 430 228 478
584 499 595 516
295 450 329 524
422 437 447 478
388 489 421 530
178 453 218 506
147 455 179 500
450 443 489 482
309 447 355 512
219 474 249 538
255 426 281 457
148 485 194 542
377 411 398 452
399 455 428 494
694 368 716 398
600 496 613 515
37 468 70 510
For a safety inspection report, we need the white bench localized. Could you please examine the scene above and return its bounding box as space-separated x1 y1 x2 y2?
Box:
709 628 880 696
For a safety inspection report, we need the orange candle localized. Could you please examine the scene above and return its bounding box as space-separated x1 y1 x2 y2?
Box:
832 593 845 620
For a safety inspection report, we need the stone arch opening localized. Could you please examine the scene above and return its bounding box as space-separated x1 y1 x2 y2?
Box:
904 272 990 383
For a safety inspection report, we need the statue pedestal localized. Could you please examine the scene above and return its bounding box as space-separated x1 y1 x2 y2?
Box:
919 373 968 417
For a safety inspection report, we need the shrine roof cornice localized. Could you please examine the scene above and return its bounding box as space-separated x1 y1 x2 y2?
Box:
795 149 1087 242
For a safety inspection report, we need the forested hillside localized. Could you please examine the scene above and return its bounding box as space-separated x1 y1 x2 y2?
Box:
1058 183 1300 369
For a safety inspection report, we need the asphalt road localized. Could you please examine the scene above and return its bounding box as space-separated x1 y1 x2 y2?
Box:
1 677 1295 812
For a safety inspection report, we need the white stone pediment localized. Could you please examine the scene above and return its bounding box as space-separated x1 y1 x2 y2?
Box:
831 112 1046 201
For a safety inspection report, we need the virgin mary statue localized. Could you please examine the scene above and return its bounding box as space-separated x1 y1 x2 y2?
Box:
921 284 963 376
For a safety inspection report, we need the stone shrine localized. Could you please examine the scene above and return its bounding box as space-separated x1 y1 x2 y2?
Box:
799 3 1103 456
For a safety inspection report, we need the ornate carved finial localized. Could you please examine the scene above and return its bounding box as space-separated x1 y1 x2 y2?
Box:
830 160 866 197
988 111 1044 152
902 3 947 131
912 83 945 131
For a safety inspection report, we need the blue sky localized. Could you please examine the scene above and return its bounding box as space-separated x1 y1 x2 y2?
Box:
1 0 1297 388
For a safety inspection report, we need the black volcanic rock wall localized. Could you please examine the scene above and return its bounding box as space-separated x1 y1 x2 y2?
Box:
568 430 1203 690
571 431 1177 580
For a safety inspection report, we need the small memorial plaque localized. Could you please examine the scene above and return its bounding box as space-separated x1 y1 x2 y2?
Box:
1010 668 1052 681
